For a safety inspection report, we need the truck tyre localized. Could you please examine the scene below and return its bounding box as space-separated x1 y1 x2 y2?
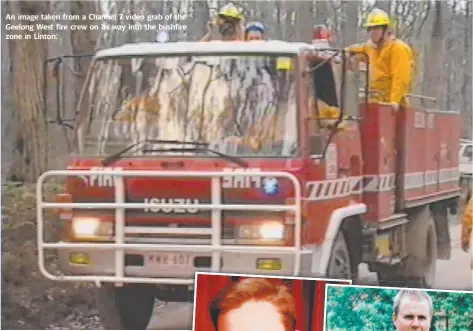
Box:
327 231 356 280
377 207 438 288
404 208 438 288
96 284 155 330
431 204 451 260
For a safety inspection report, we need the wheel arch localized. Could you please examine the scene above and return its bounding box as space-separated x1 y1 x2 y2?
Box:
310 203 367 276
340 214 364 273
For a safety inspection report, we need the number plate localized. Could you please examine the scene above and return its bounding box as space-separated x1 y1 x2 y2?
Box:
146 253 192 266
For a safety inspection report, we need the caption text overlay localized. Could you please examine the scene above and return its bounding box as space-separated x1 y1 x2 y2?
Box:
4 12 188 40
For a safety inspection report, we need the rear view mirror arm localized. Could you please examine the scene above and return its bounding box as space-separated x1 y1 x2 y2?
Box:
43 54 94 130
43 57 74 129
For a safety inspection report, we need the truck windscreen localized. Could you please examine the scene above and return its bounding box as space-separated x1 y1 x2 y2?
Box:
76 54 299 158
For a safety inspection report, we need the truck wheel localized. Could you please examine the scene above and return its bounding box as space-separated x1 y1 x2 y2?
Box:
96 284 155 330
432 204 451 260
327 232 356 280
377 208 438 288
405 208 438 288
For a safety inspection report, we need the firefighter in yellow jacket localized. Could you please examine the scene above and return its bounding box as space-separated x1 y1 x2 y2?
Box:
346 8 415 110
461 195 473 253
201 3 245 41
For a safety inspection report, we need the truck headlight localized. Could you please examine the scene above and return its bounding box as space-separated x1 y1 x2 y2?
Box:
71 217 114 240
237 222 285 240
259 222 285 240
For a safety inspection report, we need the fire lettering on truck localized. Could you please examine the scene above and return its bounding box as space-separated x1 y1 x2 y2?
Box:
222 168 263 189
414 111 426 129
325 143 338 179
143 198 200 213
79 167 123 187
427 113 434 129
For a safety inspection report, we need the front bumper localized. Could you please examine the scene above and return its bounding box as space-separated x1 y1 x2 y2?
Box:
38 169 307 284
58 247 313 279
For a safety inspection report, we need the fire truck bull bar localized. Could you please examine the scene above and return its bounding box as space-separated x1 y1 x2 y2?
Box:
37 170 302 285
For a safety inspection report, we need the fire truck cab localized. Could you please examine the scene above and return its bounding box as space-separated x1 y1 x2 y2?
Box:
37 40 461 329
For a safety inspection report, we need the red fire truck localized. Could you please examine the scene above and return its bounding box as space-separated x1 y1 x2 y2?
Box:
193 273 350 331
37 39 461 329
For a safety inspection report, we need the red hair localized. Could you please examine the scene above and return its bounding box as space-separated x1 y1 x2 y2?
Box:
209 277 296 331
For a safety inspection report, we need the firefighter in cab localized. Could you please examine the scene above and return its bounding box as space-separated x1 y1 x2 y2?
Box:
346 8 415 111
245 21 265 41
305 25 346 129
201 3 245 41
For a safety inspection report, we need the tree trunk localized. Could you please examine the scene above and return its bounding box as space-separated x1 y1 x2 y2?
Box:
422 0 445 108
462 0 472 137
9 0 49 182
1 1 15 183
190 0 209 41
343 0 359 46
315 0 329 26
294 1 313 42
376 0 391 13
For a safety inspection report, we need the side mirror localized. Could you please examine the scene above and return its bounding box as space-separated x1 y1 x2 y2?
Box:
44 54 93 130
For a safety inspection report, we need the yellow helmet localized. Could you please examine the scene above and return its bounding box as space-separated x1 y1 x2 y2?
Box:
218 3 244 20
364 8 391 28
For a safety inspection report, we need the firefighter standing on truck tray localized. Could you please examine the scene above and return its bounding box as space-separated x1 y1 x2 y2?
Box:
345 8 415 111
245 21 265 41
201 3 245 42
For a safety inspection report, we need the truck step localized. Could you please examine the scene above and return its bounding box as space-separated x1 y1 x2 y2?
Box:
377 214 409 231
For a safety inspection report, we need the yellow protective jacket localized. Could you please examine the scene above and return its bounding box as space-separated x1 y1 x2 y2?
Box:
347 36 414 105
461 196 473 250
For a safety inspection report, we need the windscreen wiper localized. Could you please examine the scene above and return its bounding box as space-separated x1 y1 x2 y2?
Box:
142 147 248 167
101 139 209 166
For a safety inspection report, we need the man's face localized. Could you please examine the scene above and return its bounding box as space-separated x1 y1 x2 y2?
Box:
247 31 263 41
393 297 432 331
368 26 384 43
218 301 286 331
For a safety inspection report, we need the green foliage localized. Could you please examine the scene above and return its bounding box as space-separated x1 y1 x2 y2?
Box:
325 286 473 331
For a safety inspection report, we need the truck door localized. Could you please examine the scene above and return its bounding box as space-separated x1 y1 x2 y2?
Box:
304 53 344 245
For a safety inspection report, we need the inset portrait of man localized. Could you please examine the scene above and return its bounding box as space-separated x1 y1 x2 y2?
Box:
393 289 433 331
209 277 297 331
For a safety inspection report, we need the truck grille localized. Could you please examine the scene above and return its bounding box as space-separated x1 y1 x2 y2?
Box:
124 221 235 242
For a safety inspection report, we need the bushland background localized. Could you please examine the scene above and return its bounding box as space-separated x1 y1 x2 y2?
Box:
325 285 473 331
1 0 472 329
